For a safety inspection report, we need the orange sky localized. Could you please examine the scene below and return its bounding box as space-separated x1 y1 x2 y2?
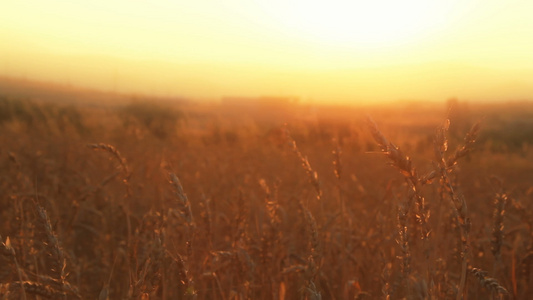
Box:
2 0 533 103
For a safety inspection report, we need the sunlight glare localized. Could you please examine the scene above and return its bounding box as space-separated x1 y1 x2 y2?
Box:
260 0 453 48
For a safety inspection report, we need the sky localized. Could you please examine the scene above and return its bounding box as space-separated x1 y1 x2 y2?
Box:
1 0 533 103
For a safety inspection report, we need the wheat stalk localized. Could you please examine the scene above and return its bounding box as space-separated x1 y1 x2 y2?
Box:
492 193 508 266
397 204 411 285
87 143 132 182
169 173 197 297
33 202 66 284
367 117 431 240
469 267 508 297
284 128 322 202
434 120 479 300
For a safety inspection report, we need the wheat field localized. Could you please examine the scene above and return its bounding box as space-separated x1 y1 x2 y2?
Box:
1 87 533 299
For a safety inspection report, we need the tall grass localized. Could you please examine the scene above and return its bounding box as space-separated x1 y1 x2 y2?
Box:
1 96 532 299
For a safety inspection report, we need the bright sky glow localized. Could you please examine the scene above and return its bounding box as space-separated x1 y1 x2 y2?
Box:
1 0 533 102
257 0 452 48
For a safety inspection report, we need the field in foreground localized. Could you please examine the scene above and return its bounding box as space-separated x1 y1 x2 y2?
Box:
1 87 533 299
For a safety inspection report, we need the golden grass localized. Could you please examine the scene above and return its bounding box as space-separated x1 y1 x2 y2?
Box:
1 93 533 299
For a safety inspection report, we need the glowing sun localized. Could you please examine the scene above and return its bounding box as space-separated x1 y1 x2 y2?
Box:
261 0 453 49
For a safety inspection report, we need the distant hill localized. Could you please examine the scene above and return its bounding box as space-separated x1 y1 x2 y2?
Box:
2 50 533 104
0 76 188 106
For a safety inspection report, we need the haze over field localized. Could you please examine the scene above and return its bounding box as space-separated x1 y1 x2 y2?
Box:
2 0 533 103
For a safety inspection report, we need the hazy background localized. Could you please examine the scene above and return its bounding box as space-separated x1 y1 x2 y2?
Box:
2 0 533 103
